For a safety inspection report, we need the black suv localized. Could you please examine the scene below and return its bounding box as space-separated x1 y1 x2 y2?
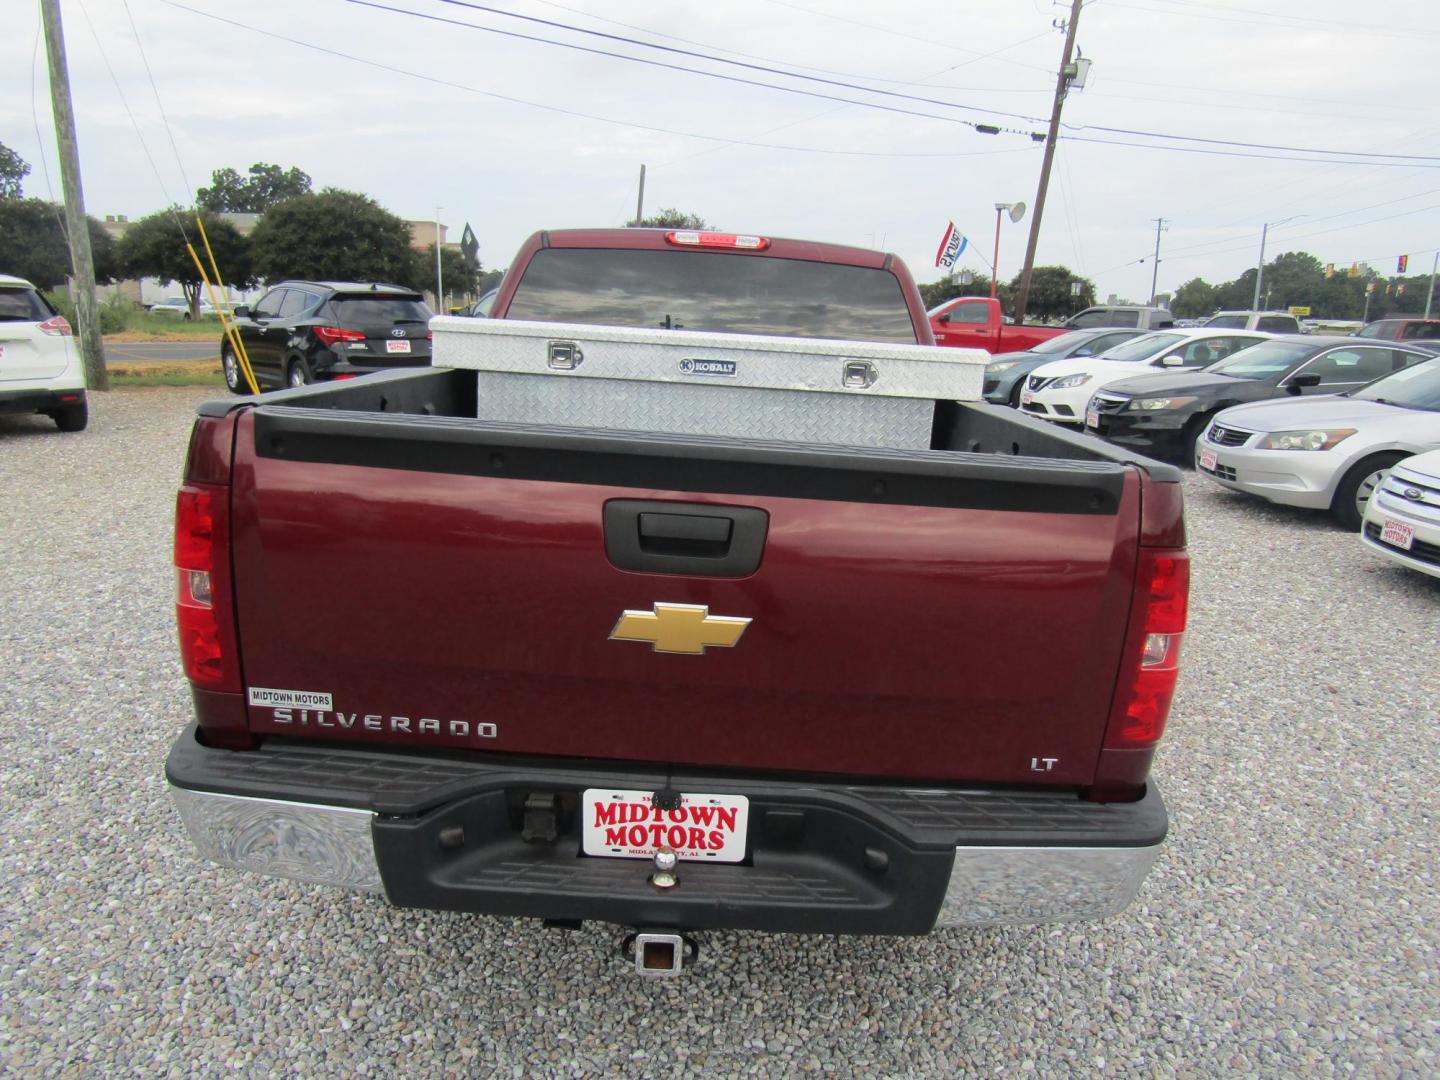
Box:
222 281 433 393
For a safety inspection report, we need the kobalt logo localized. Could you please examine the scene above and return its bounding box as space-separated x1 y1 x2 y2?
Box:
680 358 737 377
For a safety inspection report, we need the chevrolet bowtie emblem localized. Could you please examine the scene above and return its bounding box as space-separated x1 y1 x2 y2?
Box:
609 602 751 655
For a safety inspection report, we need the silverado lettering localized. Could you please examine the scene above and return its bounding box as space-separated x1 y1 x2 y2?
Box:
269 708 497 738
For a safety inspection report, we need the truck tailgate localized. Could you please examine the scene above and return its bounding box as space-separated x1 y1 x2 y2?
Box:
229 408 1141 786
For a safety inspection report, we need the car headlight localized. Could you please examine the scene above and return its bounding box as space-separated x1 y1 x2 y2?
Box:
1256 428 1358 451
1048 373 1092 389
1127 396 1198 411
986 361 1021 373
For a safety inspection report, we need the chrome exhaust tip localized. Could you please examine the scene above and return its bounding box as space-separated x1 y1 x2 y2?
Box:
622 931 698 977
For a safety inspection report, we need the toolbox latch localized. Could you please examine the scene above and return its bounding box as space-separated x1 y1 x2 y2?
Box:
548 341 584 370
842 360 878 389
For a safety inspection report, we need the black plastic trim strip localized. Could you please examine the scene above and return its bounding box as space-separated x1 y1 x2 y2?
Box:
165 725 1167 850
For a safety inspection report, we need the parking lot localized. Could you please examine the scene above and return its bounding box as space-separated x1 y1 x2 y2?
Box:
1 387 1436 1076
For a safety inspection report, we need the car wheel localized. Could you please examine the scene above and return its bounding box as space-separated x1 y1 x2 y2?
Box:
221 345 246 394
1331 452 1404 531
183 311 192 321
287 359 313 388
53 400 88 433
1008 380 1024 409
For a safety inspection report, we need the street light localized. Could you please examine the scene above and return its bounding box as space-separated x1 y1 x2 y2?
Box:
1252 214 1305 310
991 202 1026 299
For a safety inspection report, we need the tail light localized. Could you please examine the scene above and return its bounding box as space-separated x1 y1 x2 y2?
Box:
175 481 240 692
665 231 770 251
313 325 366 345
38 316 72 336
1104 549 1189 749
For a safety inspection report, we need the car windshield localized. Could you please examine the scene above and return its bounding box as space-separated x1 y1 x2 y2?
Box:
0 287 52 322
1029 331 1093 355
509 248 917 342
1206 340 1316 380
1096 332 1185 362
1349 358 1440 411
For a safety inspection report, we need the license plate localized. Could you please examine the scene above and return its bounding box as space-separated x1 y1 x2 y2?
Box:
1020 390 1034 406
1199 448 1218 472
1381 517 1415 550
0 344 6 360
582 788 749 863
1085 407 1099 429
385 339 411 353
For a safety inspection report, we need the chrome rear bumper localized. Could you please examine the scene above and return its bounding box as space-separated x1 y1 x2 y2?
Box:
171 786 1160 929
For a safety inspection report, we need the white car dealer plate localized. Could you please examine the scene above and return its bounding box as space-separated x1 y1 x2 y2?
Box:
1020 389 1034 406
385 339 412 353
1085 407 1100 429
582 788 749 862
1381 517 1415 551
1199 448 1218 472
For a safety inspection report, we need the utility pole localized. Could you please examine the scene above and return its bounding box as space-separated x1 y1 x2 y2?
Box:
40 0 107 391
1013 0 1083 324
1251 222 1270 311
634 164 646 225
1149 217 1167 306
1426 252 1438 319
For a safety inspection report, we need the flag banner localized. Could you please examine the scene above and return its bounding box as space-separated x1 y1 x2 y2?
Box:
1398 255 1409 273
935 222 969 268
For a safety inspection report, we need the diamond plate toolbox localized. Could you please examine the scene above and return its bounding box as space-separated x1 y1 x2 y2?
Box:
431 317 987 450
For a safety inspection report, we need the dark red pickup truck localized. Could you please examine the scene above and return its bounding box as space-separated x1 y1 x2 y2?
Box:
167 228 1187 975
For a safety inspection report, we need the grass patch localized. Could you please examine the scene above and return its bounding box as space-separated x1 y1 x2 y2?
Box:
109 361 225 388
105 316 229 342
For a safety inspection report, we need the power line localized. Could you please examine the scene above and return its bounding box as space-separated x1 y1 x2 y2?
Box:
421 0 1440 165
157 1 1043 159
121 0 195 206
384 0 1051 126
1101 0 1438 40
1062 135 1440 168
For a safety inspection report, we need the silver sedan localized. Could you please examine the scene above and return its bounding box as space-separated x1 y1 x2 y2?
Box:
1195 356 1440 528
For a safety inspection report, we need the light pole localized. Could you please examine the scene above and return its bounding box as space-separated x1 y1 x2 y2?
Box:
1252 215 1304 310
1425 252 1438 319
991 202 1026 300
435 206 444 313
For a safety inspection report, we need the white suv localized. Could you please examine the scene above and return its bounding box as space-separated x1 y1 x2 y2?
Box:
0 274 87 432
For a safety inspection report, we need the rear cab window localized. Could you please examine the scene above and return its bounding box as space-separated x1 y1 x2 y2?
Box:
1401 322 1440 340
1256 317 1298 333
504 248 918 343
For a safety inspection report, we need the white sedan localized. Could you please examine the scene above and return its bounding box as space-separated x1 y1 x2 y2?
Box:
148 296 216 319
1020 329 1268 426
1361 447 1440 578
1195 356 1440 529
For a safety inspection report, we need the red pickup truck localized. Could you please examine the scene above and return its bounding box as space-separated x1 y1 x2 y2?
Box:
167 228 1187 976
928 296 1067 353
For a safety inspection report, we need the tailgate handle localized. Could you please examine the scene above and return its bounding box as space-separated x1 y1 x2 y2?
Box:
605 500 768 577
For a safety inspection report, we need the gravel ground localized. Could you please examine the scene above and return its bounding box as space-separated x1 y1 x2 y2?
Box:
1 387 1437 1077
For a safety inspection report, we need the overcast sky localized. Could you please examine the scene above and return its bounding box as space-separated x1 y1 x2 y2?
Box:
4 0 1437 302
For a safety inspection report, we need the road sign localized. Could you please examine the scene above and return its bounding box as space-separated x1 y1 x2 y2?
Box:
460 223 480 268
1288 306 1311 316
1070 281 1083 296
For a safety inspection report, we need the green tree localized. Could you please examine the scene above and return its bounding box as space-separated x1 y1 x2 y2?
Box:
1007 265 1094 321
0 141 30 200
196 162 312 213
410 244 479 305
248 189 413 285
629 208 711 229
1171 277 1217 319
115 208 251 315
0 198 115 287
918 272 1002 311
